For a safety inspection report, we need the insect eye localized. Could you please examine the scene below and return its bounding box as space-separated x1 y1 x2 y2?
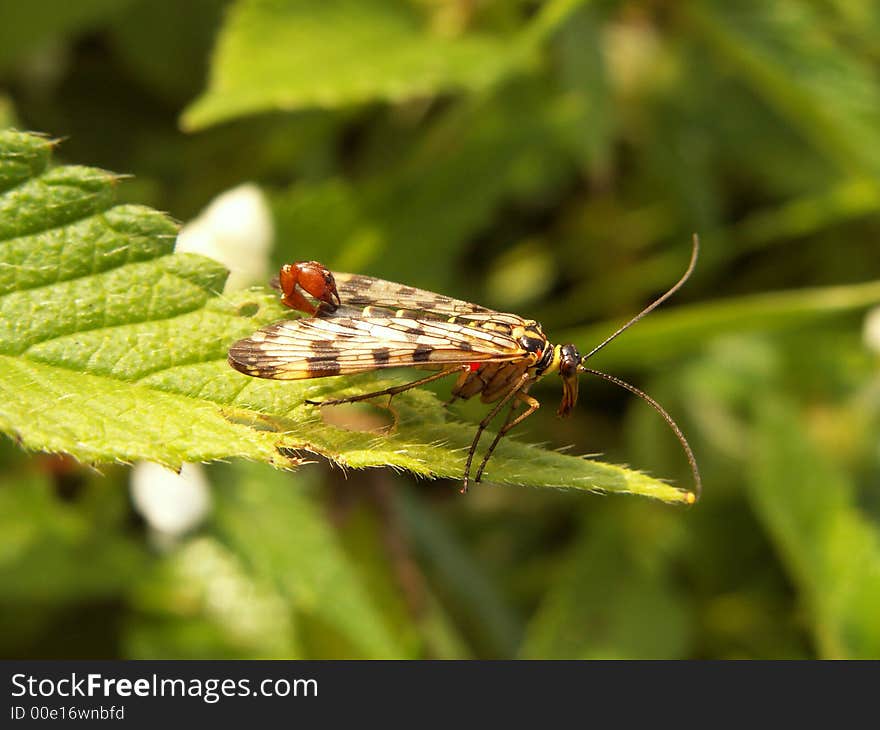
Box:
559 344 581 377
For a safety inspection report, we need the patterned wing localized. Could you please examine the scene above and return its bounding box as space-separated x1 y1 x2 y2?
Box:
228 315 524 380
331 272 492 318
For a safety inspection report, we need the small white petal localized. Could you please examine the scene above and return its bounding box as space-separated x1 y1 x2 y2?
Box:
130 462 212 538
175 183 274 292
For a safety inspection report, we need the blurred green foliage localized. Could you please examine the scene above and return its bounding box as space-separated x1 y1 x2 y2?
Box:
1 0 879 659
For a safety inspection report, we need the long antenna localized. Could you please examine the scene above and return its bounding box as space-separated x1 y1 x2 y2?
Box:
581 234 699 363
581 367 702 503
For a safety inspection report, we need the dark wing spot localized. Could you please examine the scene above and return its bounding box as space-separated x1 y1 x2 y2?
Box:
372 347 391 364
413 345 433 362
398 286 417 296
309 339 334 350
458 341 474 351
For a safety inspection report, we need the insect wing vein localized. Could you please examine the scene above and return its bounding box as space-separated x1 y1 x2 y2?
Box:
332 272 492 318
228 316 524 380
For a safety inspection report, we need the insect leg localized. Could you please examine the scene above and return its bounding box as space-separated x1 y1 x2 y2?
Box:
461 372 531 494
443 369 470 407
474 391 540 484
304 366 465 406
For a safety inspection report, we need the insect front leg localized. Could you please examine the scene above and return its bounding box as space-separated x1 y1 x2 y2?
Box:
304 366 465 407
474 390 540 484
461 372 531 494
443 368 474 408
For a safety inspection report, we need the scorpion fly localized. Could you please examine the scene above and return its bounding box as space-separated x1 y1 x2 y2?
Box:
228 237 702 500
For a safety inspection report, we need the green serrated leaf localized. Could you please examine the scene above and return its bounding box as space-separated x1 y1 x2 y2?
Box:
182 0 569 129
0 164 119 239
0 129 693 504
0 130 52 192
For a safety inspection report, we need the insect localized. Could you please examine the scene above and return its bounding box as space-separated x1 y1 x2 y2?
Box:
228 238 702 500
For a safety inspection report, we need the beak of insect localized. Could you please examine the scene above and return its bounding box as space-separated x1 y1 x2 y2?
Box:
557 372 579 417
554 344 582 417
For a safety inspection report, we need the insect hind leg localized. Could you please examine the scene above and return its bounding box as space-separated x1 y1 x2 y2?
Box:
474 391 540 484
461 373 530 494
304 367 463 407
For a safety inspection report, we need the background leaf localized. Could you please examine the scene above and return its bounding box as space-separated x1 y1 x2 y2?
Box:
183 0 548 129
